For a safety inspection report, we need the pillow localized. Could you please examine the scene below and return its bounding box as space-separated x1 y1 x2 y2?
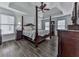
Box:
24 26 32 31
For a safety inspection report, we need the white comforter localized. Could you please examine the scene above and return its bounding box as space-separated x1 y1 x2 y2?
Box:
23 30 49 41
38 30 49 36
23 30 35 41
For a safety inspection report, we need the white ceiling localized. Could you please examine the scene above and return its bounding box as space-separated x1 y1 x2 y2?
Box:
9 2 74 15
0 2 74 16
0 2 27 15
9 2 35 16
0 2 9 7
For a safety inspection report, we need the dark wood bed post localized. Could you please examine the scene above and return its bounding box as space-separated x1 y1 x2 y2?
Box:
22 16 24 37
50 16 52 39
35 6 39 47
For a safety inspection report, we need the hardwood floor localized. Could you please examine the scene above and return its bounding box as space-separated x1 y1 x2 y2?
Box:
0 36 58 57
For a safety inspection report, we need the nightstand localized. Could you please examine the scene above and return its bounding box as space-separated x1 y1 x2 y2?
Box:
16 30 22 40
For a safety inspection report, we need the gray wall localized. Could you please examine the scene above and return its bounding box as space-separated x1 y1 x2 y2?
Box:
23 15 35 25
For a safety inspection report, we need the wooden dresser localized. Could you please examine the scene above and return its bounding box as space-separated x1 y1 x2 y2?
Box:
68 25 79 30
58 30 79 57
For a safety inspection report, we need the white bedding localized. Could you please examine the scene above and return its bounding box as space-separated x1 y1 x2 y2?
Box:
38 30 49 36
23 30 35 41
23 30 49 41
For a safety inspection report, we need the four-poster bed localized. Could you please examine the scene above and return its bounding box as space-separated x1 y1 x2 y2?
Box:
22 6 52 47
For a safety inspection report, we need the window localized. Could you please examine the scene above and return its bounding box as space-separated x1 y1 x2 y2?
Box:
57 20 65 29
0 14 15 35
45 22 49 30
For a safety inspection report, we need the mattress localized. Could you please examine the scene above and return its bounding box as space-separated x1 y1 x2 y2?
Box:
23 30 49 41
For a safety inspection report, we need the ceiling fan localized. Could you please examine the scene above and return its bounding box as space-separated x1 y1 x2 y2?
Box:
39 2 50 12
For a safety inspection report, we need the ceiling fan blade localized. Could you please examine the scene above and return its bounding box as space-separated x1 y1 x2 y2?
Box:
40 3 46 10
43 4 46 8
44 8 50 10
39 2 50 12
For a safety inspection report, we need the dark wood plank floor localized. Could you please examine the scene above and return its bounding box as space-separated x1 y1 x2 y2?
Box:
0 36 58 57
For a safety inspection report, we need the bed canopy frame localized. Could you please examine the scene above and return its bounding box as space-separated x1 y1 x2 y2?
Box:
22 6 52 47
